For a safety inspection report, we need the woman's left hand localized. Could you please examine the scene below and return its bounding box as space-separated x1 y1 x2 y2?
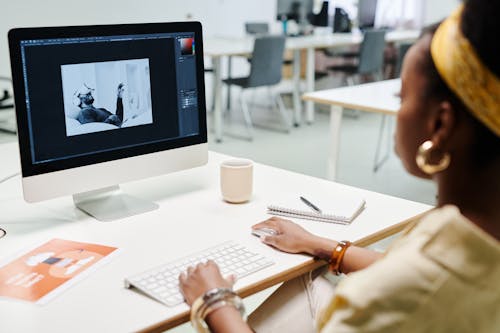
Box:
179 260 236 305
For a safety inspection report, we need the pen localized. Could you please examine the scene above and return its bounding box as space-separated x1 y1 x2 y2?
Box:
300 196 322 213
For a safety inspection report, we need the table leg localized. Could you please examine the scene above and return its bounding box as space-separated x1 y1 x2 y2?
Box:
292 49 301 126
327 105 343 181
305 47 315 124
227 56 232 111
213 57 223 142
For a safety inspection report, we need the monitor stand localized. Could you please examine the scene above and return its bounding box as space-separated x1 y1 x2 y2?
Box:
73 185 159 222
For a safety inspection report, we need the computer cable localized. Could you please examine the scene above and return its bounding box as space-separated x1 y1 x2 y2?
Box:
0 172 20 184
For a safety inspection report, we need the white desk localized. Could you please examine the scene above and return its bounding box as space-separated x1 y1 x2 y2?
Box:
204 31 418 142
303 79 401 181
0 141 430 332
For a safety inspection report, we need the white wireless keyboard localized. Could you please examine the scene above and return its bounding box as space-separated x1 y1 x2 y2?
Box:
125 241 275 306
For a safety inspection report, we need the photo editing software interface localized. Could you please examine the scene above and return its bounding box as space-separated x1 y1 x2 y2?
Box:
19 31 200 166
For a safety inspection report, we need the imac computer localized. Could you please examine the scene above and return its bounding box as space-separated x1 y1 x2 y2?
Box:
8 22 208 222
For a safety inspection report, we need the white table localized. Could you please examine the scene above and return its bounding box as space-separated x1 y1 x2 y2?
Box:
303 79 401 181
204 30 418 142
0 140 430 332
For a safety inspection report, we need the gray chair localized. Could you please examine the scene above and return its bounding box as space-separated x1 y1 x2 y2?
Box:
245 22 269 35
0 77 15 134
327 29 387 84
223 35 290 139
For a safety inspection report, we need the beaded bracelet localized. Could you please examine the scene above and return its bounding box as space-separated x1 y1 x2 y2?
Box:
190 288 246 333
329 240 351 275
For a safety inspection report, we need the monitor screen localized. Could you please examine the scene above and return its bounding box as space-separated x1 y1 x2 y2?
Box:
9 22 208 219
9 23 207 178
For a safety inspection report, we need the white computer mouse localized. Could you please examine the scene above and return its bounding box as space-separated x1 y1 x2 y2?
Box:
251 228 278 238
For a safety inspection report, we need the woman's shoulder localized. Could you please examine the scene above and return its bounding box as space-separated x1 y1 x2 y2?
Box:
414 205 500 286
391 205 499 258
324 206 500 332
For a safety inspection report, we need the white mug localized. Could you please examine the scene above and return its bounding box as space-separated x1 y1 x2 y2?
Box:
220 159 253 203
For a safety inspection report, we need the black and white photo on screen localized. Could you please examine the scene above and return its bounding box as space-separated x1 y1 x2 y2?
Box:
60 58 153 136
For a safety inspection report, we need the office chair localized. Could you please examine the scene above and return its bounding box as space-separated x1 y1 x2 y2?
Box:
223 35 290 140
372 42 413 172
0 76 15 134
221 22 273 115
245 22 269 35
0 77 13 109
327 29 387 85
244 22 293 66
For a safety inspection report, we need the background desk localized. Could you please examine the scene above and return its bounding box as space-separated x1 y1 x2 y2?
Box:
0 141 430 332
303 79 401 181
204 31 418 142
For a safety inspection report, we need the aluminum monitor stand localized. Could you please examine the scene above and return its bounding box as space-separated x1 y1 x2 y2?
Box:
73 185 159 222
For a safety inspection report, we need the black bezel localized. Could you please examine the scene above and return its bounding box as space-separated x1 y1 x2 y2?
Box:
8 21 207 177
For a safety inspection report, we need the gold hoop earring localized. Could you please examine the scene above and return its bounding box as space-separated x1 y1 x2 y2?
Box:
416 140 450 175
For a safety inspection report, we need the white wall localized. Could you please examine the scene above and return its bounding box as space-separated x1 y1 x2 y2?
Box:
1 0 276 77
1 0 460 78
423 0 460 25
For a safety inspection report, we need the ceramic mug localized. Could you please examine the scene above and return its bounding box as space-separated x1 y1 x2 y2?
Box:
220 159 253 203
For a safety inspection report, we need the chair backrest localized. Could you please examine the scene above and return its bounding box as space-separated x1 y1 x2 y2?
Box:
358 29 386 75
245 22 269 35
396 42 413 77
247 35 286 87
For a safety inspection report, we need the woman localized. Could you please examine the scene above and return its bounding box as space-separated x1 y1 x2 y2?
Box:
179 1 500 332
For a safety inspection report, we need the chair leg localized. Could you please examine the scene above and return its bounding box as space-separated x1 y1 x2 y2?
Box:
275 93 292 132
346 75 356 86
267 88 274 109
240 91 254 140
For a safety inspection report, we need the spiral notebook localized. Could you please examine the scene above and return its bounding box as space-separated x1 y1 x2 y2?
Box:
267 195 366 224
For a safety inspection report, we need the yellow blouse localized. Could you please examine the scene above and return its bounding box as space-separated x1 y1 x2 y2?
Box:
318 205 500 333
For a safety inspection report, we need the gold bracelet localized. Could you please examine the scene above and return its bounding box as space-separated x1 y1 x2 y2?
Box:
329 240 351 275
190 288 245 333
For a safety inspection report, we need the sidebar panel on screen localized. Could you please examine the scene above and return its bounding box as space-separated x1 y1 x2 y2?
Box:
175 34 200 137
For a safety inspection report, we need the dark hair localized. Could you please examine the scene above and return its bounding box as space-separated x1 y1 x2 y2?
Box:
461 0 500 77
419 0 500 164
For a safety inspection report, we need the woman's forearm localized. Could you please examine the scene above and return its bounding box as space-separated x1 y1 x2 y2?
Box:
340 245 384 274
306 236 383 274
205 305 254 333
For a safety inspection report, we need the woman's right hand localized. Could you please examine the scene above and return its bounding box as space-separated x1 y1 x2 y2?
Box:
252 216 320 255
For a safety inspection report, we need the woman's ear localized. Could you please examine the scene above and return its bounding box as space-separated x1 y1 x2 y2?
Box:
429 100 457 148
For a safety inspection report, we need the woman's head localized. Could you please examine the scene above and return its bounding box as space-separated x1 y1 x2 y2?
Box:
395 0 500 179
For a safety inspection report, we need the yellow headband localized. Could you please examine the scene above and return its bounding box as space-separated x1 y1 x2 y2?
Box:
431 4 500 137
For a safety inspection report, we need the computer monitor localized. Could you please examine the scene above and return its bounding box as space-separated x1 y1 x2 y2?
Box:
358 0 378 29
277 0 314 24
8 22 208 222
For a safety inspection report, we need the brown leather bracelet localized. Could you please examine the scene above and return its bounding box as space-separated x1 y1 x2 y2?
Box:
329 240 351 275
